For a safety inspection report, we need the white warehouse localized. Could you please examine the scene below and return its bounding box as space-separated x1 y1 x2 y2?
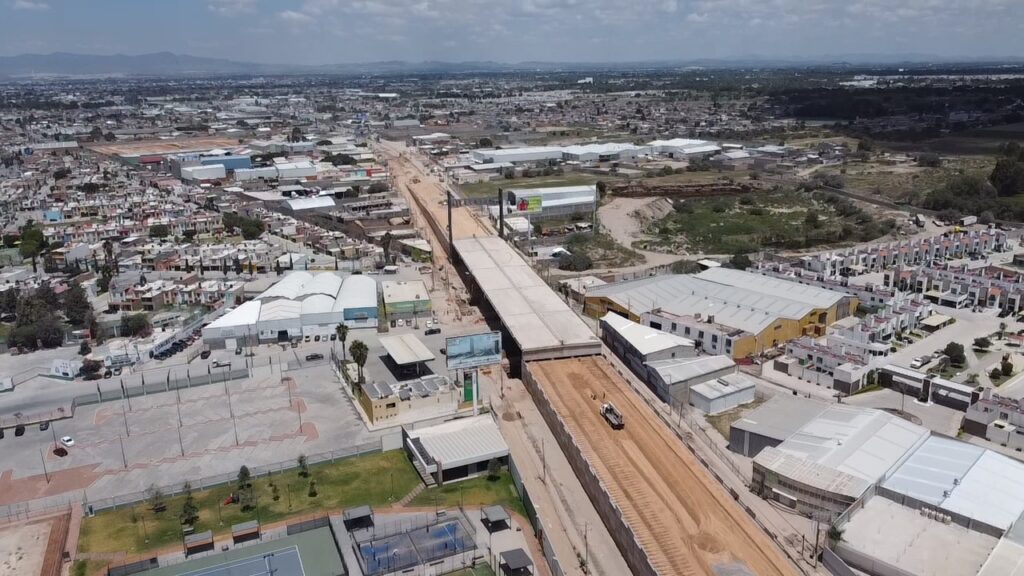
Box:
201 271 380 348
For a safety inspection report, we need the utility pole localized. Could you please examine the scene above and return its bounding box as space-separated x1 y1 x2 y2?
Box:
40 449 49 483
118 434 128 469
177 425 185 457
122 402 130 437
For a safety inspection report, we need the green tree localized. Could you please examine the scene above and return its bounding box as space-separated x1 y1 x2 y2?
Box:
349 340 369 382
729 253 752 270
478 137 493 148
943 342 967 366
974 337 992 350
62 283 92 326
78 340 91 356
147 485 165 512
149 224 170 238
991 366 1003 379
487 458 501 480
18 221 47 273
0 287 18 315
335 323 349 361
179 482 198 526
298 454 309 478
120 313 152 337
1002 354 1015 377
999 322 1008 339
990 157 1024 197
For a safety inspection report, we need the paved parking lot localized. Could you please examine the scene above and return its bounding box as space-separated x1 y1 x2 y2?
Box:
0 352 381 507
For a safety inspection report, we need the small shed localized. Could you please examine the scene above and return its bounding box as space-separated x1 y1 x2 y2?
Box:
380 333 436 376
183 530 214 556
481 505 510 533
499 549 534 576
342 504 374 531
231 520 260 544
689 373 757 415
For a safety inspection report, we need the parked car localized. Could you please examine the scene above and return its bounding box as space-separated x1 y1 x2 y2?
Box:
304 335 311 343
425 327 441 336
60 436 74 447
39 421 49 431
200 350 212 360
291 340 299 349
314 335 321 342
235 346 243 355
329 334 337 341
14 425 25 437
212 360 231 369
113 367 123 376
305 353 324 361
103 369 112 379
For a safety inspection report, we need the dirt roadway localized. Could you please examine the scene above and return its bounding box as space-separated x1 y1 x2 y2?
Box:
598 196 682 268
532 356 797 576
376 140 494 247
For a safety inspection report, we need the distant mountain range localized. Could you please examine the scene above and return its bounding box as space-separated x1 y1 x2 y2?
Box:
0 51 1022 78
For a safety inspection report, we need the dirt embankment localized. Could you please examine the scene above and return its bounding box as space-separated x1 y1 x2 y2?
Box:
608 181 759 199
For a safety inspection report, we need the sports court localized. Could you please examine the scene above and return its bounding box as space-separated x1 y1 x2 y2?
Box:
126 527 344 576
355 517 476 576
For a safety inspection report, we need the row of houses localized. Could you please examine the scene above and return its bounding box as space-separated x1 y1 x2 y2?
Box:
884 262 1024 312
801 228 1008 277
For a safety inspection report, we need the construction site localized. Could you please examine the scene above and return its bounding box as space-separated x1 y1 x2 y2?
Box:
378 138 801 576
524 356 796 576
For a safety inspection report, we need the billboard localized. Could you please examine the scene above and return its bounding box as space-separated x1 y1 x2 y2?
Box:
515 196 542 214
446 331 502 370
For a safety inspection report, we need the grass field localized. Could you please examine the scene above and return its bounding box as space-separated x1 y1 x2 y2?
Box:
78 450 420 556
564 232 644 269
637 190 892 254
409 470 527 520
457 173 604 198
817 156 994 204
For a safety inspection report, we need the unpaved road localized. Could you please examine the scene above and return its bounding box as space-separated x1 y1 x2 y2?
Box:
599 196 682 268
531 356 797 576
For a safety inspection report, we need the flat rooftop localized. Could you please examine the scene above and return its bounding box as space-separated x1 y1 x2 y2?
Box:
85 136 239 158
841 497 996 576
454 236 600 359
732 395 829 443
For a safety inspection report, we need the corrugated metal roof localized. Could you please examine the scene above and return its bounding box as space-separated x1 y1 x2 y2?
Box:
334 275 378 312
601 312 694 356
646 355 735 385
697 267 845 310
408 415 509 470
258 271 312 300
690 373 757 401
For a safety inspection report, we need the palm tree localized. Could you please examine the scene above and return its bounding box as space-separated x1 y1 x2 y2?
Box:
335 323 349 360
349 340 369 383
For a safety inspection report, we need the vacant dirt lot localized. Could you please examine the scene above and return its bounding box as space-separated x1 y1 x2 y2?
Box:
531 356 796 576
0 520 50 576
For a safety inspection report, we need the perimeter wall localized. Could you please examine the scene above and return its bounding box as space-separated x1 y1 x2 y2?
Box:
522 360 659 576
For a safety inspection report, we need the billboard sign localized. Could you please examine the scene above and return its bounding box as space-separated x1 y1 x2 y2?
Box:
446 331 502 370
515 196 542 214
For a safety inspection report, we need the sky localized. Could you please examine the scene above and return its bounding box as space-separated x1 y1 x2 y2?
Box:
1 0 1023 65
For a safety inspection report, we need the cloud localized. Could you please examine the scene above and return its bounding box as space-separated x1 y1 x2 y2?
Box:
208 0 257 15
12 0 49 10
278 9 315 24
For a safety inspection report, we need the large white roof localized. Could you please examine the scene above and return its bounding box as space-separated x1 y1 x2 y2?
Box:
298 273 343 299
286 196 335 211
258 298 302 321
205 300 261 329
379 333 435 365
408 415 509 470
300 294 335 316
453 236 600 357
884 435 1024 531
777 404 929 485
334 274 377 312
699 268 845 310
601 312 694 356
258 271 312 300
646 355 735 385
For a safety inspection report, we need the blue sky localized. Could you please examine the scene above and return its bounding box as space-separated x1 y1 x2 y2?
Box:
2 0 1023 65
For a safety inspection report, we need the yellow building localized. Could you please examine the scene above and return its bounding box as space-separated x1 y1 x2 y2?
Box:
585 268 856 359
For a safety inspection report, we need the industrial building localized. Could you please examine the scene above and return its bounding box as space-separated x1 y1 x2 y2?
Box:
732 397 930 519
492 185 598 223
452 236 601 372
689 373 757 415
600 312 695 373
643 355 738 409
201 271 378 348
381 280 431 321
831 433 1024 576
359 374 457 426
402 415 509 485
586 269 854 359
